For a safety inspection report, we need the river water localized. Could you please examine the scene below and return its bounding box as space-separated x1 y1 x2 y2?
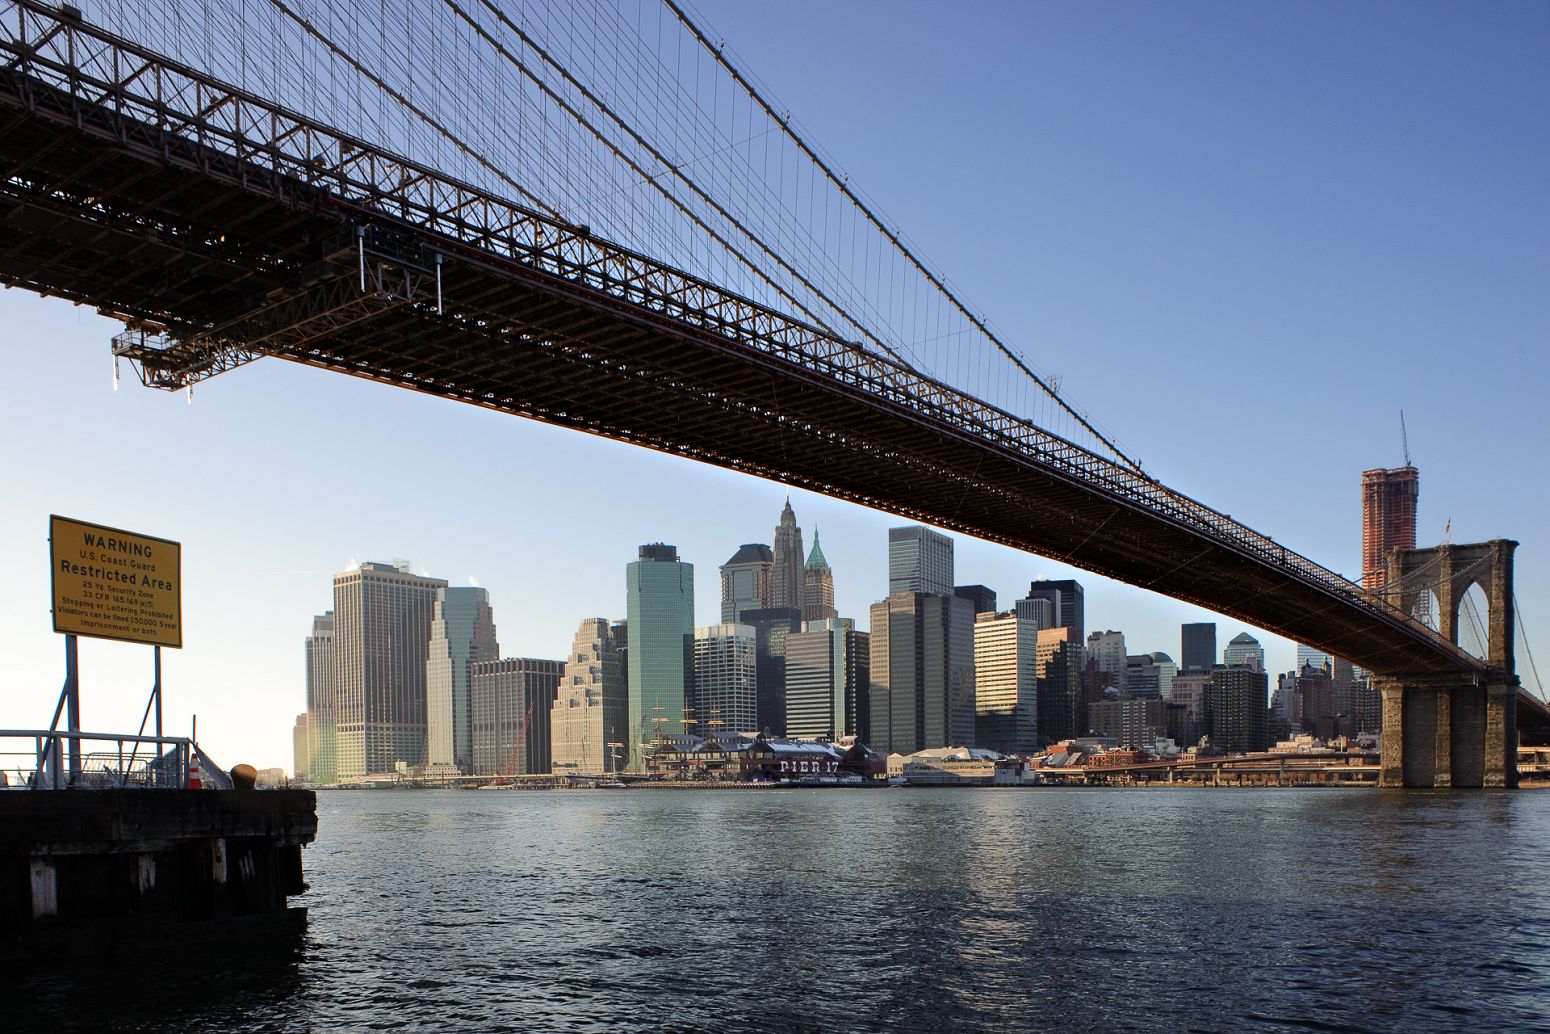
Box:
12 787 1550 1032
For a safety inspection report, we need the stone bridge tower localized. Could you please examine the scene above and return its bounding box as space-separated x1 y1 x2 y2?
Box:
1377 539 1518 788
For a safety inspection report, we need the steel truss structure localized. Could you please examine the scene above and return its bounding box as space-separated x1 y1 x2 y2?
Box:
0 0 1487 677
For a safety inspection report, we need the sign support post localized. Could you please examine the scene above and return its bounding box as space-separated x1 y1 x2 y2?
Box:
153 645 162 740
64 633 80 782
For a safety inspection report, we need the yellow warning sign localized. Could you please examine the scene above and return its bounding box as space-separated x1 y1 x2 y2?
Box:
50 515 182 648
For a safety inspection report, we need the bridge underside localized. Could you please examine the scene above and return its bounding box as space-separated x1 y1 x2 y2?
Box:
0 61 1483 681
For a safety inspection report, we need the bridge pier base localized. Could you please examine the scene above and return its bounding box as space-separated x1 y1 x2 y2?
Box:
1377 675 1517 788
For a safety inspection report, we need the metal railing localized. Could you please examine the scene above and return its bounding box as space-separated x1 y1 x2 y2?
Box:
0 729 191 789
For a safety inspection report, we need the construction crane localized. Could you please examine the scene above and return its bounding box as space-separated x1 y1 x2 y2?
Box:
1400 411 1412 467
503 699 536 778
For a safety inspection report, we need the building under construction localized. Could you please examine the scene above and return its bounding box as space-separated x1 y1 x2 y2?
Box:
1362 466 1418 593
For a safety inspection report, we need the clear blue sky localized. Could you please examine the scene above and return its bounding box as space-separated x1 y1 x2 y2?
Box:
3 1 1546 770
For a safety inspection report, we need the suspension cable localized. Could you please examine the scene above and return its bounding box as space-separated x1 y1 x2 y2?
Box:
1515 593 1546 700
442 0 919 370
262 0 564 219
660 0 1147 475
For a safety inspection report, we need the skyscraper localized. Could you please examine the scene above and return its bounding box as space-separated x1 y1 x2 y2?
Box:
785 617 869 741
869 590 975 753
292 713 309 783
1085 630 1127 696
1168 670 1210 744
304 610 337 784
973 610 1040 755
1206 666 1270 753
692 624 758 738
1295 643 1332 674
470 657 563 775
551 618 629 776
719 543 773 623
739 606 804 735
801 529 838 624
1022 579 1084 646
626 543 694 764
1224 632 1265 671
425 586 499 774
1181 622 1217 672
1035 627 1082 744
331 561 447 780
772 499 806 611
954 584 998 615
888 525 954 596
1361 465 1418 593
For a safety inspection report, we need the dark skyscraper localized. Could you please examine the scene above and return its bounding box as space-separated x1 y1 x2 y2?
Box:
954 584 998 615
1362 465 1418 593
738 605 804 736
471 657 563 775
1035 627 1082 744
1022 579 1084 646
869 591 975 752
1181 622 1217 672
771 499 805 612
720 543 773 623
1206 666 1270 754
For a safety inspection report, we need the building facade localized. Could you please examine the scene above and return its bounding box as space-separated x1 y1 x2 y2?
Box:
772 499 806 611
785 617 868 741
627 543 695 765
1361 465 1419 593
973 610 1040 755
1206 666 1270 754
331 561 447 780
739 606 804 736
719 543 773 623
1035 627 1082 743
1089 698 1186 750
1223 632 1265 671
471 657 563 775
551 618 629 776
887 525 955 597
1085 630 1128 696
1022 579 1084 645
1181 622 1216 672
292 713 309 783
1167 670 1211 745
425 586 500 774
801 530 838 624
954 585 998 616
869 591 975 753
693 624 759 737
304 610 337 784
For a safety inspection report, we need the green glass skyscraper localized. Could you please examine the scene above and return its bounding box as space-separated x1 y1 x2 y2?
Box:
626 543 694 769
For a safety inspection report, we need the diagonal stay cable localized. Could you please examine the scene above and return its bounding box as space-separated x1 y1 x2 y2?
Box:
262 0 565 220
446 0 921 370
661 0 1146 475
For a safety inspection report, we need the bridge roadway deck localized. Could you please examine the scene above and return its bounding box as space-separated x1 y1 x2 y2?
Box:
0 4 1492 680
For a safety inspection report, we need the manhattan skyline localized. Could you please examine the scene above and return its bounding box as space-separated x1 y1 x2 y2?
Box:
2 1 1544 771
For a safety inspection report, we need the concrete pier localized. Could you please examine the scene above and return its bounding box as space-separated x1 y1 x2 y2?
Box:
0 789 316 959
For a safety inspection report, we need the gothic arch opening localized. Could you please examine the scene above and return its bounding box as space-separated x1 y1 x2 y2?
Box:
1456 581 1490 660
1412 588 1440 633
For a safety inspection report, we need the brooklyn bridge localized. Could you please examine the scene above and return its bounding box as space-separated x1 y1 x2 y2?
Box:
1 0 1542 785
